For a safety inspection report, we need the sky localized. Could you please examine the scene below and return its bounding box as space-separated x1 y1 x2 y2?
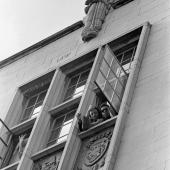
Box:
0 0 85 61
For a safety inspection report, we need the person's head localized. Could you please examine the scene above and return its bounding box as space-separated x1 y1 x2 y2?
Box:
88 107 101 121
100 103 111 119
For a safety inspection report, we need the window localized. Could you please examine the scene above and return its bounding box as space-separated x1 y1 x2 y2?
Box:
21 83 50 122
1 128 32 168
47 105 78 146
19 71 54 123
95 45 128 113
115 41 137 73
64 63 93 101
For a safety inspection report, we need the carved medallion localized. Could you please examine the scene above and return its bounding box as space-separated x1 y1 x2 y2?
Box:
75 129 113 170
84 137 109 166
32 152 62 170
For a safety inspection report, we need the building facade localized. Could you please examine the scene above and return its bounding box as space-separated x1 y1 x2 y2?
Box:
0 0 169 170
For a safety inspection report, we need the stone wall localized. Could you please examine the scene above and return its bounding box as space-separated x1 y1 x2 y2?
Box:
0 0 170 169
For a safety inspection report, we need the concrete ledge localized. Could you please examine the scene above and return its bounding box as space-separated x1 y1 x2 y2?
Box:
48 96 81 116
0 161 18 170
79 116 117 139
10 118 36 135
31 141 66 161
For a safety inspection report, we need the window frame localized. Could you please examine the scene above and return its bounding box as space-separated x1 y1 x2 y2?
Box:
47 105 78 147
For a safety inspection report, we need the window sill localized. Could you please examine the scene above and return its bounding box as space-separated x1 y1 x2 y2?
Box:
78 116 117 139
31 141 66 161
10 117 36 135
48 96 81 116
0 161 19 170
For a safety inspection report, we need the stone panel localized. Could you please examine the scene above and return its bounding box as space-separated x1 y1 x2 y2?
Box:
32 151 62 170
74 128 113 170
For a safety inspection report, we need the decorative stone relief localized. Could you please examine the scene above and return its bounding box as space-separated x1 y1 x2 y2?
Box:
74 128 112 170
32 151 62 170
81 0 113 42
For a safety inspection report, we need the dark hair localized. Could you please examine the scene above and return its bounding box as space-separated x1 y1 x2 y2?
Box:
100 103 110 109
87 106 102 119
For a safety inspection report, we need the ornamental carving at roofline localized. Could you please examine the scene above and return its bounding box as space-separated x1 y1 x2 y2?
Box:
81 0 113 42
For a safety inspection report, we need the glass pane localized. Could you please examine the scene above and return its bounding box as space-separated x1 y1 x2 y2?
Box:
48 128 60 142
57 135 68 144
65 86 75 99
58 123 72 138
96 71 105 90
23 107 33 120
27 96 37 107
69 75 79 87
79 70 90 83
108 70 116 83
111 59 121 77
111 93 121 112
37 91 47 103
104 47 113 66
100 60 110 77
32 102 42 116
109 78 117 89
104 81 113 101
114 80 124 98
122 49 134 63
53 116 65 129
116 53 123 63
64 110 76 124
72 82 86 98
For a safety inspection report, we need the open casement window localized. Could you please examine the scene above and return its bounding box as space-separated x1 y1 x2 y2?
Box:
95 45 128 112
47 105 78 147
1 128 32 168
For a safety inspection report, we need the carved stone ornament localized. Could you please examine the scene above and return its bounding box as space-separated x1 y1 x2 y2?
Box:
76 129 112 170
81 0 113 42
84 137 109 166
32 153 61 170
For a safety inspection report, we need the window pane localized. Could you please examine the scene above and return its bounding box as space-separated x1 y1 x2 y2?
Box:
48 128 60 143
23 107 33 120
27 96 37 107
65 86 75 99
111 93 121 111
53 116 65 129
69 75 79 87
37 91 47 103
104 81 113 101
108 70 116 82
79 70 90 83
32 102 42 116
116 53 123 63
100 60 110 77
96 71 106 90
75 81 86 95
64 110 76 124
114 80 124 98
111 60 121 77
122 49 134 63
104 50 113 66
58 123 72 138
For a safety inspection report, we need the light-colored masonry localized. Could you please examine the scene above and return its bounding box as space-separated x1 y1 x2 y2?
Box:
0 0 170 169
